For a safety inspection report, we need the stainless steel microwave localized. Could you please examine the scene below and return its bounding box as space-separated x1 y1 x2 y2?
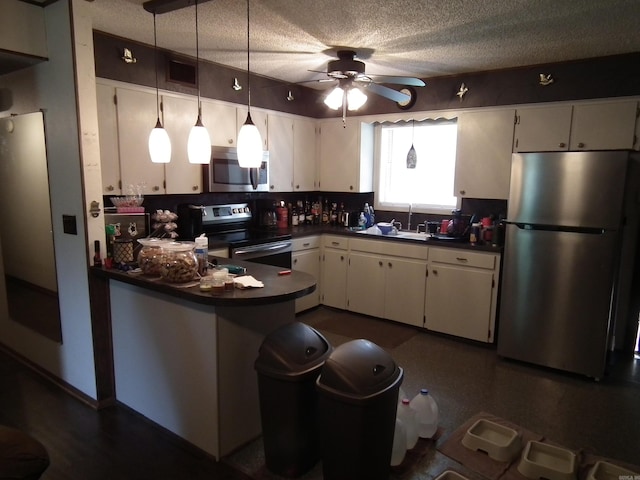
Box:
204 146 269 192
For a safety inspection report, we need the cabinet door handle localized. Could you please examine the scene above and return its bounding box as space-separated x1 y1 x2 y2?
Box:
349 185 354 190
296 185 300 189
331 241 340 246
270 185 274 190
378 261 383 266
388 262 392 268
459 190 466 195
559 142 566 148
228 138 234 144
456 257 468 262
106 185 115 191
577 142 585 148
303 242 310 247
192 185 198 191
152 185 160 191
293 258 298 264
432 269 438 275
340 255 344 261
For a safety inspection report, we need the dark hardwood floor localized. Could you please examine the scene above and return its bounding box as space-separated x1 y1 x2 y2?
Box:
0 348 251 480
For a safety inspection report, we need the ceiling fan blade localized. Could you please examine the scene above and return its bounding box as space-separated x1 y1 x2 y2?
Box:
366 75 426 87
365 83 411 103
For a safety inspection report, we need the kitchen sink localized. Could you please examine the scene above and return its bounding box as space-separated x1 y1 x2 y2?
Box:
355 229 429 241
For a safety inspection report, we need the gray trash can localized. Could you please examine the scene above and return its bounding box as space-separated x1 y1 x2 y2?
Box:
316 339 403 480
255 322 332 478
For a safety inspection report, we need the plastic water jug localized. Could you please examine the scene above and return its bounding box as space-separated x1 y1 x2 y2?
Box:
409 388 439 439
397 398 418 449
390 418 407 466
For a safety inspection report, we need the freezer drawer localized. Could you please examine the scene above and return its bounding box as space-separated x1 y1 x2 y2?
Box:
498 224 619 378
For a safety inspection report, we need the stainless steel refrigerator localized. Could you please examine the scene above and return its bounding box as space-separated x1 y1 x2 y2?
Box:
498 151 640 379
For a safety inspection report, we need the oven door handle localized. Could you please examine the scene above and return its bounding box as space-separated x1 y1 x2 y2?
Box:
233 241 292 255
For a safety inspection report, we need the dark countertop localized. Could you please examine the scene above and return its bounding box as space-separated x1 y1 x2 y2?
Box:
286 224 503 253
91 258 316 307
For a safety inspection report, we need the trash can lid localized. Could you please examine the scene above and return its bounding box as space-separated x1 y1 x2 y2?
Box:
255 322 332 380
316 339 402 400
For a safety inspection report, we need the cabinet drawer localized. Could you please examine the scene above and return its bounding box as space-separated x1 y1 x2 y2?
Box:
292 236 321 251
429 248 497 270
322 235 348 250
350 237 428 260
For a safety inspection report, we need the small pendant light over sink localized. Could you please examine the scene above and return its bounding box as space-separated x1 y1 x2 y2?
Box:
148 11 171 164
187 0 211 164
237 0 263 168
406 119 417 169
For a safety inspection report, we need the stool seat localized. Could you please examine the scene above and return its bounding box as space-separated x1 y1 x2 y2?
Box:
0 426 49 480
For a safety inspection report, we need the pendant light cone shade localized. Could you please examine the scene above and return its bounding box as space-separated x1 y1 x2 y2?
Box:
347 87 367 110
238 113 263 168
237 0 263 168
188 112 212 164
406 120 417 168
149 12 172 163
149 118 172 163
187 0 211 165
324 87 344 110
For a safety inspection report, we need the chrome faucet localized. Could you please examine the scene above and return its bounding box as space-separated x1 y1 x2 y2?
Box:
407 203 413 232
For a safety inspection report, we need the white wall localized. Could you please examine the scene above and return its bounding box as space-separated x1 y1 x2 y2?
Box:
0 0 97 400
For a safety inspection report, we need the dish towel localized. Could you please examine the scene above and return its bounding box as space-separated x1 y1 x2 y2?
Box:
233 275 264 289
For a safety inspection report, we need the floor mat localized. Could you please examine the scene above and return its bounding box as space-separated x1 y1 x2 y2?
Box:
438 412 640 480
308 311 418 349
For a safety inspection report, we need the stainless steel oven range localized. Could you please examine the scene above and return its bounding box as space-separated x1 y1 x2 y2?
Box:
181 202 292 269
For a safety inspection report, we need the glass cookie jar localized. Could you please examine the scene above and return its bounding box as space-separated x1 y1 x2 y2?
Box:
136 238 170 276
160 241 198 283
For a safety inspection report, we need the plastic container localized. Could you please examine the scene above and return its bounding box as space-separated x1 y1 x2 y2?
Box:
136 238 169 276
587 460 638 480
397 398 418 449
159 241 198 283
194 235 208 276
390 418 407 466
316 339 403 480
255 322 332 478
461 418 522 462
409 388 439 438
517 441 577 480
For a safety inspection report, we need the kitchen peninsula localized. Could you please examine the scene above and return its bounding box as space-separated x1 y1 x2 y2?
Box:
91 260 316 460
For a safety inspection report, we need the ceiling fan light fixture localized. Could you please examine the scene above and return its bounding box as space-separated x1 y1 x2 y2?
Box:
347 87 367 111
324 86 344 110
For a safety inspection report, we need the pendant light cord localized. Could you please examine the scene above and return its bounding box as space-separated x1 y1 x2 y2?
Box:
153 12 160 120
246 0 251 113
195 0 201 116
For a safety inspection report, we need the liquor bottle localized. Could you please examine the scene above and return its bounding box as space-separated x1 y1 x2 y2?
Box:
291 204 299 226
322 199 329 224
330 202 338 225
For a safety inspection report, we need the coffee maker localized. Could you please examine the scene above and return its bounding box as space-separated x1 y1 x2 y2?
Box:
177 204 206 240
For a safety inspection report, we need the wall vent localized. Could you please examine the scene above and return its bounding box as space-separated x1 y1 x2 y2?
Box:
166 56 196 87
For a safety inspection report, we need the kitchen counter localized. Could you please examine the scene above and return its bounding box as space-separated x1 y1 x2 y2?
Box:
92 257 316 306
286 224 503 253
89 260 316 460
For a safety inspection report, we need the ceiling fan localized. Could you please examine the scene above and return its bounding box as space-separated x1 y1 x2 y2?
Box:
308 49 426 111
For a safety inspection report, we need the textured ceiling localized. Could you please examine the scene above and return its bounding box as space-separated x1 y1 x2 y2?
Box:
89 0 640 89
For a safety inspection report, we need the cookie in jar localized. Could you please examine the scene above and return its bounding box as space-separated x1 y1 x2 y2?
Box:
160 241 198 283
137 238 170 276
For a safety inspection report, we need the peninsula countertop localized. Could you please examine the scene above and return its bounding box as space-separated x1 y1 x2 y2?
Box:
91 257 316 307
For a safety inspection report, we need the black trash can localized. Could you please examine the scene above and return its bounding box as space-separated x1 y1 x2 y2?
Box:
316 339 403 480
254 321 332 478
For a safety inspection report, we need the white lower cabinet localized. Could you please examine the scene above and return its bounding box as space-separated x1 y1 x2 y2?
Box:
347 238 427 327
292 236 321 313
320 235 349 309
425 248 500 343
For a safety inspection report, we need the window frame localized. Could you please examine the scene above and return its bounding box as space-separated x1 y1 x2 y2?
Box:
373 118 460 215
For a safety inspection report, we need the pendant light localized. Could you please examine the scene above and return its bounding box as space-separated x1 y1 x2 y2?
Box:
237 0 263 168
148 12 172 164
406 120 417 169
187 0 212 164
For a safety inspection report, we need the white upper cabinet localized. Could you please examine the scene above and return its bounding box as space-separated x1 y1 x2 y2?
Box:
96 83 121 195
115 87 166 194
267 114 294 192
569 100 638 150
513 105 573 152
454 109 515 199
161 95 203 194
201 100 237 147
293 117 317 191
318 118 374 192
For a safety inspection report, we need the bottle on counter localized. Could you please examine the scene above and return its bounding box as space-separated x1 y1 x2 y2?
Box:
322 198 329 224
195 234 208 276
330 202 338 225
291 204 299 226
